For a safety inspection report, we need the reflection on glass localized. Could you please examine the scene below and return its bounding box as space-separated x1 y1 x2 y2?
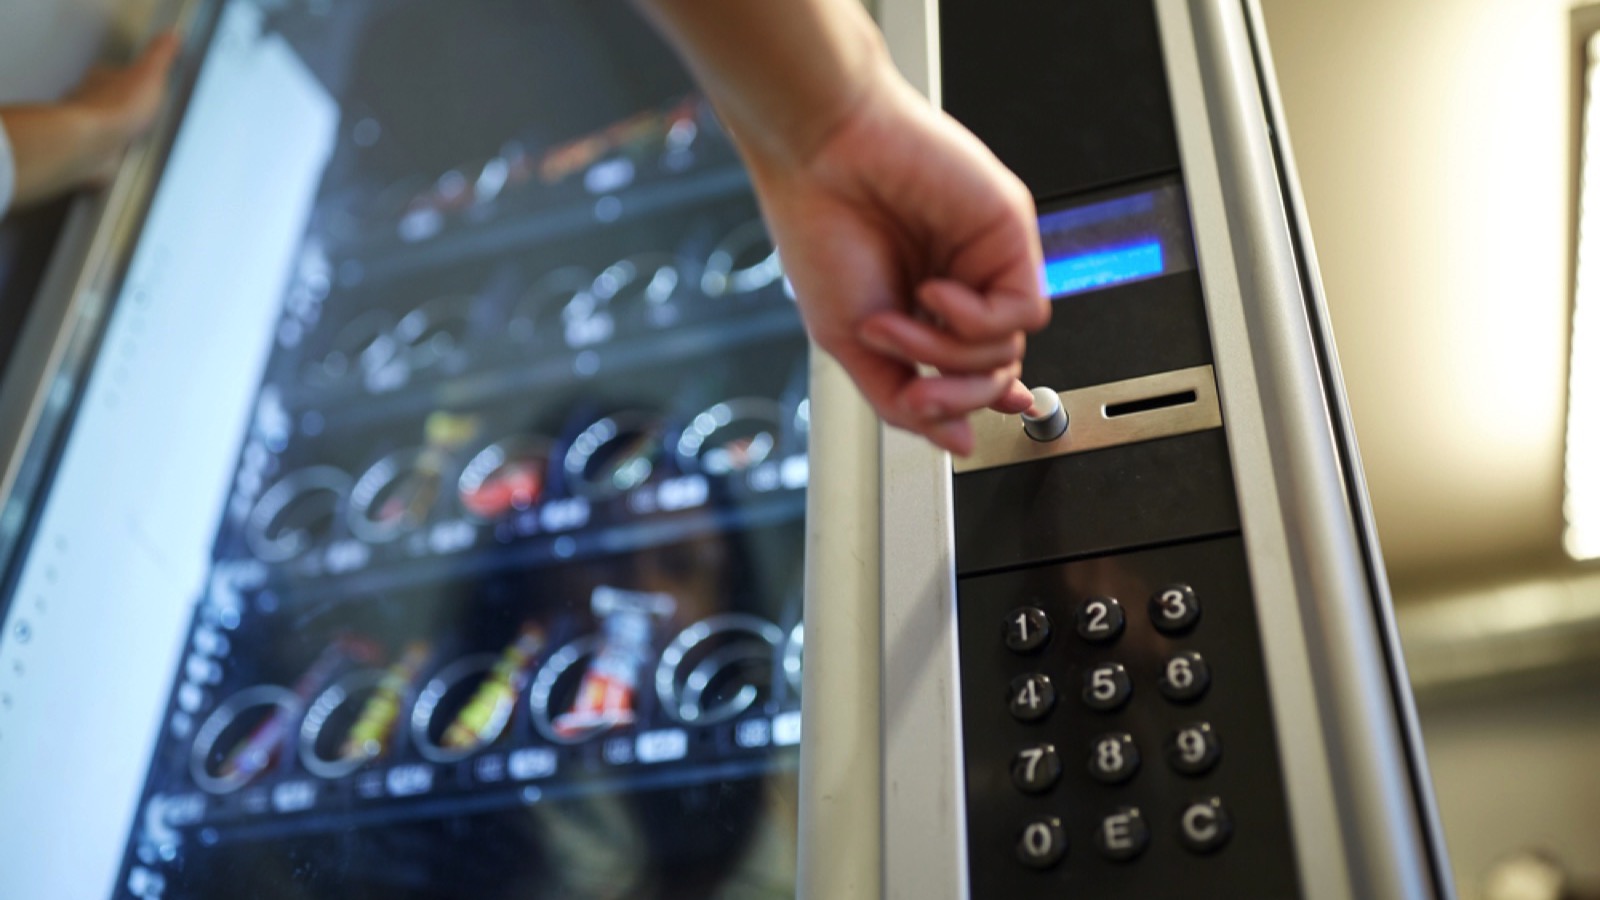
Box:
101 2 809 897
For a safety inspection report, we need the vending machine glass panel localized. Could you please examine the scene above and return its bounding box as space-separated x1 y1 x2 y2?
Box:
0 2 806 898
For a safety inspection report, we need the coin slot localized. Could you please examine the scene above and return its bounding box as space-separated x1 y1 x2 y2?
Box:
1103 389 1197 419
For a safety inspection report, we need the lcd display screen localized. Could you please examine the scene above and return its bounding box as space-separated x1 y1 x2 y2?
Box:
1037 178 1196 298
0 2 805 898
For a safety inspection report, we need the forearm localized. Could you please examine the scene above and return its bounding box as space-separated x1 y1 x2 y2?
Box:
0 105 108 210
632 0 889 166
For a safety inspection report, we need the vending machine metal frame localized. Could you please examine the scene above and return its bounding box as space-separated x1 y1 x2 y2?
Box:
799 1 1457 897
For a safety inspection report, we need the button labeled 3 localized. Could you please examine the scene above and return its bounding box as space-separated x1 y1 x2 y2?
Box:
1150 584 1201 634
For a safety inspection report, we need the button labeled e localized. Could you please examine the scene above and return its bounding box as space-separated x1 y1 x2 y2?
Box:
1094 806 1150 861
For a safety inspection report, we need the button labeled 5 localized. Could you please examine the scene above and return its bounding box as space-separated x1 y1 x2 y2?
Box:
1082 662 1132 711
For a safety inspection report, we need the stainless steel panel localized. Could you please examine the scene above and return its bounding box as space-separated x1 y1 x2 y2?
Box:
1157 0 1448 896
952 365 1222 475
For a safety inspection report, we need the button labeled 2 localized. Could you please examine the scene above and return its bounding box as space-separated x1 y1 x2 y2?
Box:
1075 595 1124 643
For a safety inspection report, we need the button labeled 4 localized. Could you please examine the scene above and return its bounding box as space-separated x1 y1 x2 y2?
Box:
1009 673 1056 721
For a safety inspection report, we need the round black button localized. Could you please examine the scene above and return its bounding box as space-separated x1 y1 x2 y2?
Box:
1093 806 1150 861
1149 583 1201 634
1009 673 1056 722
1159 651 1211 703
1178 797 1232 853
1017 816 1068 869
1086 732 1140 784
1004 607 1051 654
1167 722 1222 775
1011 743 1062 794
1075 595 1125 643
1081 662 1132 712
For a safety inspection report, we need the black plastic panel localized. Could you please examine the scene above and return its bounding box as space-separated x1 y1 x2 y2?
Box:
958 536 1299 899
940 0 1181 201
1022 272 1213 394
953 430 1241 577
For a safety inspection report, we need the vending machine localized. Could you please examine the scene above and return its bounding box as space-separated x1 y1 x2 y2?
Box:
798 0 1457 898
0 0 1454 899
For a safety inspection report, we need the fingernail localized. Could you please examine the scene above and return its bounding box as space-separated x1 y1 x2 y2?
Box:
859 326 894 353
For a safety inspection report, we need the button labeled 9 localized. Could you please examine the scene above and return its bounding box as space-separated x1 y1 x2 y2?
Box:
1167 722 1221 775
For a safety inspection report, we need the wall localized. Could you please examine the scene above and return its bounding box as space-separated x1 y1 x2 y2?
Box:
0 0 163 102
1260 1 1600 896
1259 0 1576 585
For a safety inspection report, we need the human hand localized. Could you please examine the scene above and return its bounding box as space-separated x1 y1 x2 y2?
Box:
737 57 1049 456
64 32 181 186
1 32 179 209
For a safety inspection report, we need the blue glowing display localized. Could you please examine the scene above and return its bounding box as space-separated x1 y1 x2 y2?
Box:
1042 240 1166 297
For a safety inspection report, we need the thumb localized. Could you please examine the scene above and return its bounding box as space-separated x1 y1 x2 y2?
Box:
134 32 181 80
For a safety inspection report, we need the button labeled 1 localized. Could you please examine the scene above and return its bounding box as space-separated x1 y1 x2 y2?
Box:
1004 607 1051 654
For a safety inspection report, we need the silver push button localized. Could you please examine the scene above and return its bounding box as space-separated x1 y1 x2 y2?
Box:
1020 387 1068 442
